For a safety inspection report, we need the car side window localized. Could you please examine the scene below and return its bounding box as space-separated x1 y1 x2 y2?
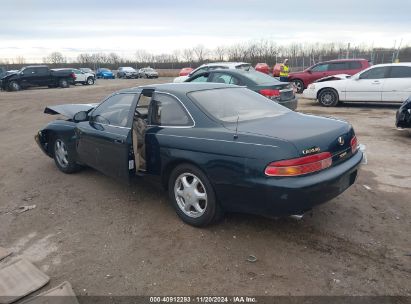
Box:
211 72 241 85
388 66 411 78
328 62 349 71
23 68 36 75
349 61 362 69
359 67 387 79
190 74 209 83
91 93 136 127
311 64 329 72
190 67 207 77
36 67 48 75
150 93 192 126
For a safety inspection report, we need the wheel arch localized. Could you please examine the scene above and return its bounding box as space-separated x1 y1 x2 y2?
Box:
40 124 77 157
160 158 208 190
316 87 339 100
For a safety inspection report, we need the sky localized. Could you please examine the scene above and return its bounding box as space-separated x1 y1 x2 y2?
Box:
1 0 410 62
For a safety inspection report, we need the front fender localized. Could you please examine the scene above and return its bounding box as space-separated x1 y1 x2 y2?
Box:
36 121 77 157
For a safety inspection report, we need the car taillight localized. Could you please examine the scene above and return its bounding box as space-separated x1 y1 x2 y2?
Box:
265 152 332 177
70 73 76 79
350 136 358 154
260 89 280 98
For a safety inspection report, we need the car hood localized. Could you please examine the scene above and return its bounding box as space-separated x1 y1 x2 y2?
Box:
1 72 18 80
315 74 351 82
226 112 352 155
44 103 98 118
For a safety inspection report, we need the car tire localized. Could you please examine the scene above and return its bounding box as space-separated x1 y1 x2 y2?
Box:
59 79 70 88
9 81 21 91
168 164 223 227
86 77 95 85
53 137 80 174
318 88 339 107
292 79 304 94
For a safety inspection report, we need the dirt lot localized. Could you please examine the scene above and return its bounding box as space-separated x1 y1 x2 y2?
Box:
0 78 410 296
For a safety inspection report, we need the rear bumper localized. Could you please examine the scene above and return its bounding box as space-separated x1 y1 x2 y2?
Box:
278 96 298 110
217 151 363 217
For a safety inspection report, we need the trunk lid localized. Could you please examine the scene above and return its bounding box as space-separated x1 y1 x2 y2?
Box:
226 112 355 163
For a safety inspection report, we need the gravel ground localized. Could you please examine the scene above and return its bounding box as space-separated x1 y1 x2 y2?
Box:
0 78 410 296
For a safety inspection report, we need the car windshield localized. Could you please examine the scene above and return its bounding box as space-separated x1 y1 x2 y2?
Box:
188 87 289 123
236 64 253 71
242 71 280 84
100 68 110 72
145 68 155 72
123 67 135 71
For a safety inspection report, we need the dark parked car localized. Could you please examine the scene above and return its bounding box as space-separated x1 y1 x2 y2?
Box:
185 69 297 110
396 96 411 129
288 59 370 93
117 67 139 79
0 65 75 91
35 83 363 226
138 67 158 78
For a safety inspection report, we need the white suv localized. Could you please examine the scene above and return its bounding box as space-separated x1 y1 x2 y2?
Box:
72 69 95 85
173 62 253 82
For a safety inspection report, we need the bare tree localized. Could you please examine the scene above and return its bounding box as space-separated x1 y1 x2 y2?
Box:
135 49 152 63
182 48 194 63
193 45 208 62
108 52 121 65
43 52 66 64
214 46 226 61
14 56 26 64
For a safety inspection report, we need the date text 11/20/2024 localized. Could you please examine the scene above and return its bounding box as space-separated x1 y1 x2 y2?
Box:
149 296 257 303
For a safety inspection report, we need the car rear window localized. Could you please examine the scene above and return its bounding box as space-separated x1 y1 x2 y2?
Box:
242 71 281 84
188 87 289 123
235 64 253 71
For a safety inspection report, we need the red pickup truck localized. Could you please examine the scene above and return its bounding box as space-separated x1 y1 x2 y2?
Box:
288 59 370 93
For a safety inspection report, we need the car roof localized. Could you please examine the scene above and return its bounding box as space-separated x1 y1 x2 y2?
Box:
324 58 368 63
369 62 411 67
117 82 239 95
23 65 49 68
198 62 250 68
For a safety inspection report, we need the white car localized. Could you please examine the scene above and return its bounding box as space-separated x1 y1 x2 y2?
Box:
303 63 411 106
72 69 95 85
173 62 253 83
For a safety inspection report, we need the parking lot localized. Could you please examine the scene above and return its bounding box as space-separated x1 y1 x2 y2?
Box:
0 78 410 296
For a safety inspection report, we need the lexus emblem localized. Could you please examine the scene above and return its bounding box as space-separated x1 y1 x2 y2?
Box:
337 136 345 146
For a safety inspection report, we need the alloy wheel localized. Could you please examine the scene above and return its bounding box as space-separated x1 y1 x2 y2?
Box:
174 173 208 218
55 139 69 168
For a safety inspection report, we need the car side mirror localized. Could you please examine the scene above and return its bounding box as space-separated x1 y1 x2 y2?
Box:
73 111 88 122
307 70 312 74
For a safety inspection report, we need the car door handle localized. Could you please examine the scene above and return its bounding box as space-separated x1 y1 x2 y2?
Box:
114 139 124 144
372 81 380 84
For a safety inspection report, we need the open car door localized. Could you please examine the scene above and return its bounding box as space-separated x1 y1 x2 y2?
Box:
75 93 138 183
